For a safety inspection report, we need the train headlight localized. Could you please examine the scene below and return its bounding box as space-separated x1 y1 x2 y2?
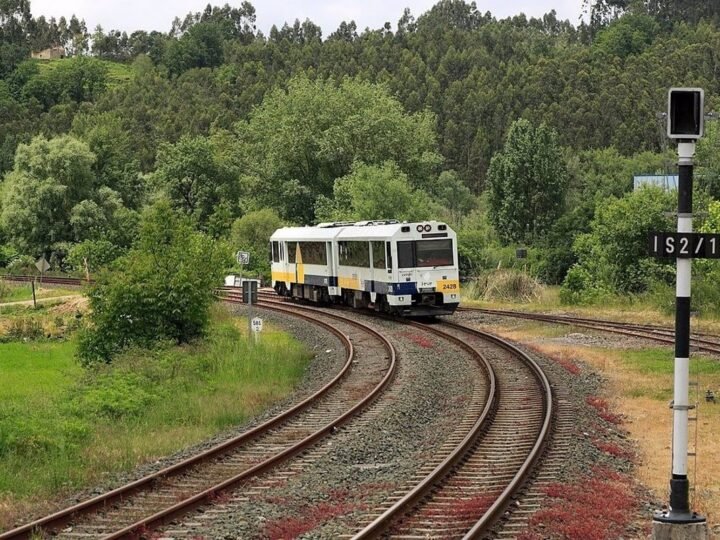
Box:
423 224 431 232
416 224 424 232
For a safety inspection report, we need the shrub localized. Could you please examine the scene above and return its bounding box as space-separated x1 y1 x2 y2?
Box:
66 240 123 274
6 317 44 340
6 255 35 275
0 409 89 457
559 264 606 305
77 201 231 364
0 244 19 267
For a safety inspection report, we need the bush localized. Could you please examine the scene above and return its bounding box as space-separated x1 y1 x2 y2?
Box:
6 318 44 340
0 408 89 457
6 255 35 275
66 239 123 274
77 201 231 365
68 372 157 419
0 244 19 267
559 265 610 305
464 269 543 303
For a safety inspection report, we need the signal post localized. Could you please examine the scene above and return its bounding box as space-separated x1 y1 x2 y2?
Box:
650 88 708 540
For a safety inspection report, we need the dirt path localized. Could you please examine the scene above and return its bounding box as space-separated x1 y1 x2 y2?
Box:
0 295 81 309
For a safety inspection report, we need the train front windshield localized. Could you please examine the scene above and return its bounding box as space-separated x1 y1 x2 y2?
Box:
398 239 454 268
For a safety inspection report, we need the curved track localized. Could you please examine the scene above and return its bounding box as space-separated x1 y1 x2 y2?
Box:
251 289 555 539
0 299 396 540
347 319 553 539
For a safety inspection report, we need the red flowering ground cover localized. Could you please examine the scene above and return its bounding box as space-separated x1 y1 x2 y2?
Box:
517 467 638 540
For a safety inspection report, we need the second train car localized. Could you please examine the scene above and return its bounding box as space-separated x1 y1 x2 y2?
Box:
269 220 460 316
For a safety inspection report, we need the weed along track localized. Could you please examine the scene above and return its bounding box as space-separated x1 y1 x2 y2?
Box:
0 299 396 539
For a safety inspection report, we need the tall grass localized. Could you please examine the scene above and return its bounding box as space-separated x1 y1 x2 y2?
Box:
0 305 311 527
463 269 544 303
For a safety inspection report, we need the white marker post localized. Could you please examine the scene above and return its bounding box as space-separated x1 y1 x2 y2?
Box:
251 317 263 344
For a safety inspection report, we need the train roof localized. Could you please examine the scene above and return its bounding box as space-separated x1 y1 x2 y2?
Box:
270 221 454 241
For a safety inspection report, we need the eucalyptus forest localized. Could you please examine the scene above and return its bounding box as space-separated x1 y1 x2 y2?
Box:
1 0 720 313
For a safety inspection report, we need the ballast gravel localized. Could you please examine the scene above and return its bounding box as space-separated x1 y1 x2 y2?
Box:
160 307 656 539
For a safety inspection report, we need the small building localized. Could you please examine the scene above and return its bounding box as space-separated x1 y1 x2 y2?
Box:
31 46 66 60
633 174 678 191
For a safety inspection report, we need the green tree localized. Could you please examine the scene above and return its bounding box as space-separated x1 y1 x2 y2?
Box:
568 186 674 294
151 135 239 230
233 76 442 222
230 208 284 276
315 161 438 223
71 111 144 208
487 119 568 244
77 201 231 364
1 135 96 254
66 239 123 274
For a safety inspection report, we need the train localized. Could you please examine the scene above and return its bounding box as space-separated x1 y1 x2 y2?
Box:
269 220 460 316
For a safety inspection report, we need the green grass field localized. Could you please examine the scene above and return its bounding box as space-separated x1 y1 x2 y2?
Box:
0 305 311 527
34 57 132 87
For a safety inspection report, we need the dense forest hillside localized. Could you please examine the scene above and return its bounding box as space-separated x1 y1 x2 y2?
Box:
1 0 720 306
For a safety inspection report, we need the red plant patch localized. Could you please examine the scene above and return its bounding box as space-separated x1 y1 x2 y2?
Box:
586 395 623 424
399 331 435 349
556 357 582 375
593 439 635 461
264 501 362 539
520 472 637 539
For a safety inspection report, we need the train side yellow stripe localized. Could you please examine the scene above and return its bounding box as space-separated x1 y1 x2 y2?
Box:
338 276 360 290
272 271 295 283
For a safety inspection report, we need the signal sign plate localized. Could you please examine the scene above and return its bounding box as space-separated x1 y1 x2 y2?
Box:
648 232 720 259
251 317 263 332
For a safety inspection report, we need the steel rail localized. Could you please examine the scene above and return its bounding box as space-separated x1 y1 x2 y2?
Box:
1 300 393 539
0 274 89 286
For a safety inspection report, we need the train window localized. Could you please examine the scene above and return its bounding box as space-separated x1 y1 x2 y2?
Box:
386 242 392 270
298 242 327 265
371 241 385 269
398 241 414 269
271 242 280 263
280 242 284 261
416 239 454 267
339 241 370 267
288 242 297 263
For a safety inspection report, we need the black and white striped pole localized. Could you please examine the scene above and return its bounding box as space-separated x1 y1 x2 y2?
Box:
653 88 706 536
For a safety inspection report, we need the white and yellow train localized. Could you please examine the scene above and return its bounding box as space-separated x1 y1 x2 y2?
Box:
269 220 460 316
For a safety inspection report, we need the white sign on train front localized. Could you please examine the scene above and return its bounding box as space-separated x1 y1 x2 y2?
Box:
251 317 263 332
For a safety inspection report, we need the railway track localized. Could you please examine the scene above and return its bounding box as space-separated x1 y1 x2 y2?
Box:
461 306 720 355
341 319 553 539
244 290 556 539
0 274 90 287
0 299 396 540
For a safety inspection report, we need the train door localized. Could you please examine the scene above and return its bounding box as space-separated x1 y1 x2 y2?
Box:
326 240 333 278
370 241 386 297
